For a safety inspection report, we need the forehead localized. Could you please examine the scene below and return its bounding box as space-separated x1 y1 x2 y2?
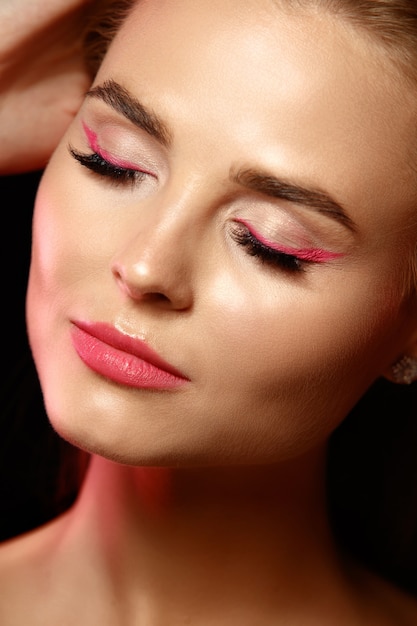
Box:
98 0 417 227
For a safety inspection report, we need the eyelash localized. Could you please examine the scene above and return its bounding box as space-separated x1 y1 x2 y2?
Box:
230 223 306 273
69 145 147 185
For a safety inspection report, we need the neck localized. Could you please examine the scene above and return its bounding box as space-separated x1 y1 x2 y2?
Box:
53 447 349 620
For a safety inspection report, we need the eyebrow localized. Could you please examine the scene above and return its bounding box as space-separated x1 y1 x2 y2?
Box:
86 80 355 232
86 79 172 147
233 169 356 232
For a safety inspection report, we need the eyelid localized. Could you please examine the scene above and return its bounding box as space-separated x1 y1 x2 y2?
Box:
231 222 305 272
234 218 344 263
82 121 156 177
68 145 148 187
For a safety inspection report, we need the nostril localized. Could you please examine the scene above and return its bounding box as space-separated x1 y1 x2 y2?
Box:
112 262 175 303
153 292 171 303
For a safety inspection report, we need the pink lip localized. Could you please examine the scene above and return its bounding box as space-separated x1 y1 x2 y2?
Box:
70 320 189 389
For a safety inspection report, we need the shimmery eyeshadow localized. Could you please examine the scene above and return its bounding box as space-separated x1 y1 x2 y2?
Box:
82 121 150 173
235 218 344 263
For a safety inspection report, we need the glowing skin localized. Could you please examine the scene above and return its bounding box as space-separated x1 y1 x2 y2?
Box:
27 0 417 467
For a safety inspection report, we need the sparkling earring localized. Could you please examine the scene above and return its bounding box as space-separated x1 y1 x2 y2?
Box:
391 355 417 385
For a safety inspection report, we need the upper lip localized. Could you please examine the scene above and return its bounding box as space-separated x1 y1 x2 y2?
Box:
71 320 189 380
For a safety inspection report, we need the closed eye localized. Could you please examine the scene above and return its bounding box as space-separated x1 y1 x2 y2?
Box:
68 145 147 186
230 222 306 273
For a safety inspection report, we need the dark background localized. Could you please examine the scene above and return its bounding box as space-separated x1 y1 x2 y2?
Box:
0 171 84 542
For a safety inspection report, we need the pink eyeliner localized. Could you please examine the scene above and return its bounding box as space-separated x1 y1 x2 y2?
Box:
82 121 151 173
235 218 344 262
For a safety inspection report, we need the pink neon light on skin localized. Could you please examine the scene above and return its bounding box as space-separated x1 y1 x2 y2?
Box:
235 218 344 263
82 122 154 175
70 320 190 389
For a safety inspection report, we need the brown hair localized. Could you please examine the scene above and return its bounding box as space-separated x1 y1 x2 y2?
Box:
281 0 417 79
83 0 136 79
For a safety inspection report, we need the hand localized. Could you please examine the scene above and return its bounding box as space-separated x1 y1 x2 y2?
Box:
0 0 93 174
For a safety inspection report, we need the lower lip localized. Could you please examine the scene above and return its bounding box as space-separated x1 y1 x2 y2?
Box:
70 325 187 390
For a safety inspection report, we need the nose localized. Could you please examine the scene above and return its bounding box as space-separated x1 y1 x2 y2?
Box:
111 207 195 311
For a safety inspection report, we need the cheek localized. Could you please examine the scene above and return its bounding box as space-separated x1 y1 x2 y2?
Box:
26 166 108 355
189 269 408 459
27 192 84 330
28 163 117 297
201 263 406 394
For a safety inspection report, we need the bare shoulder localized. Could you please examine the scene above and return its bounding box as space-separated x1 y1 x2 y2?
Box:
0 515 69 624
0 515 64 570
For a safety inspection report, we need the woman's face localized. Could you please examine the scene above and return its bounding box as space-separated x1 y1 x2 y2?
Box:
27 0 417 466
